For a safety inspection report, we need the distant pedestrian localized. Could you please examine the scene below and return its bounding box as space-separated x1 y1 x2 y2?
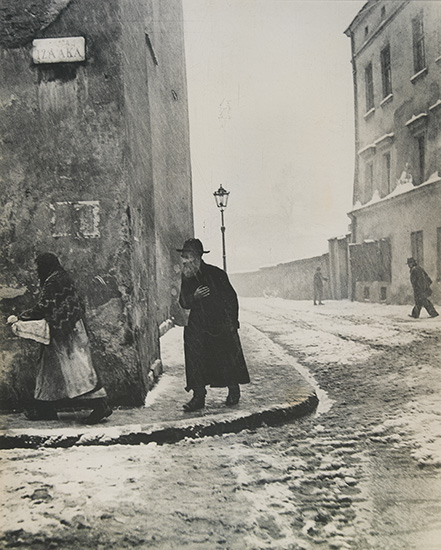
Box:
313 267 327 305
407 257 438 319
177 238 250 412
15 253 112 423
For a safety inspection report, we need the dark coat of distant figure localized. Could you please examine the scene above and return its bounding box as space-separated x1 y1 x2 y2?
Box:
407 257 438 319
179 258 250 390
313 267 327 305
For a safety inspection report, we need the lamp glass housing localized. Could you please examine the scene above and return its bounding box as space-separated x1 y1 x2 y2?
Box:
213 185 230 209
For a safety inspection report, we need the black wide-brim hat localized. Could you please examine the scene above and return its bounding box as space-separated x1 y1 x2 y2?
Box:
176 238 210 255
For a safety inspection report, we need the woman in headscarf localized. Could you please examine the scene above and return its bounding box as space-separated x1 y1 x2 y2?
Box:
19 252 112 424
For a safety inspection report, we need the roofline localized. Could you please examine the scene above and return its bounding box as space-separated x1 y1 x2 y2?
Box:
345 1 410 58
348 176 441 216
344 0 377 36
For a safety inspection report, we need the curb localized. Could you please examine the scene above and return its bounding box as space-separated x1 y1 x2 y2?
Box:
0 393 318 450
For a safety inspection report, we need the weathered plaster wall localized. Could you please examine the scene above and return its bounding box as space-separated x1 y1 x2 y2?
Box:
0 0 192 410
352 1 441 203
230 255 330 301
347 1 441 306
118 0 160 398
0 1 73 49
351 182 441 304
328 236 350 300
147 0 194 326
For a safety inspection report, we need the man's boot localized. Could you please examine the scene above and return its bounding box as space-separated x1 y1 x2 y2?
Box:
183 387 206 412
410 305 420 318
427 302 439 318
226 384 240 406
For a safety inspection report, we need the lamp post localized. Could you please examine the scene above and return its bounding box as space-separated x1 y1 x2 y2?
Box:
213 184 230 272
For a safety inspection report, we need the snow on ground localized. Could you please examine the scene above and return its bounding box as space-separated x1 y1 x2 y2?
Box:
1 297 441 549
144 374 177 407
241 298 428 367
0 443 162 535
240 297 441 467
243 323 334 415
157 298 441 467
221 439 306 549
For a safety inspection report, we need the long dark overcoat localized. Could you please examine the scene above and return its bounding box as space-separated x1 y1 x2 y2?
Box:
179 260 250 391
410 265 432 304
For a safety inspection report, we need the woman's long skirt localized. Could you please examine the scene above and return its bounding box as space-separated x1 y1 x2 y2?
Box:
34 319 106 401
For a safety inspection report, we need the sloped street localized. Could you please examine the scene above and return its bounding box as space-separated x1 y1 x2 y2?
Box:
1 298 441 550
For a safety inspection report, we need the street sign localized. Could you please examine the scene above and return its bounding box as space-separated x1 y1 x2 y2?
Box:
32 37 85 64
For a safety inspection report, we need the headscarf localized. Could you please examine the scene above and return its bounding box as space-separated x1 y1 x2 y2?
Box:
36 252 62 286
34 253 85 339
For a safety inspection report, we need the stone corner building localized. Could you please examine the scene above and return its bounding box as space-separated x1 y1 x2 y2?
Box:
0 0 193 409
344 0 441 304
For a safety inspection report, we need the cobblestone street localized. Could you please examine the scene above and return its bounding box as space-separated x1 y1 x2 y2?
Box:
1 298 441 549
1 1 441 549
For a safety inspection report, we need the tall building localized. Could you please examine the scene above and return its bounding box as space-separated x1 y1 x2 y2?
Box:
0 0 193 409
345 0 441 304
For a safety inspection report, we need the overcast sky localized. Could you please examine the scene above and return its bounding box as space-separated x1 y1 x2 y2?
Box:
182 0 367 273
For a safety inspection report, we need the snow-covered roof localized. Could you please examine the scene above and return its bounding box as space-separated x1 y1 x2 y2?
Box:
350 172 441 214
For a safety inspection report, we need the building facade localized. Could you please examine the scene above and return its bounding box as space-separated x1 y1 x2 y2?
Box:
0 0 193 410
345 0 441 304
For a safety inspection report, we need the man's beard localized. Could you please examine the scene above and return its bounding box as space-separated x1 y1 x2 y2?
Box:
182 259 200 278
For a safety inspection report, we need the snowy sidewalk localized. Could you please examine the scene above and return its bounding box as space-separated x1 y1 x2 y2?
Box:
0 323 317 449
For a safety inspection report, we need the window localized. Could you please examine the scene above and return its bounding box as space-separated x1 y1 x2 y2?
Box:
365 63 374 111
412 13 426 73
381 44 392 98
350 240 391 283
381 6 386 19
365 26 369 37
383 152 391 195
417 134 426 183
437 227 441 281
365 161 374 201
411 231 424 267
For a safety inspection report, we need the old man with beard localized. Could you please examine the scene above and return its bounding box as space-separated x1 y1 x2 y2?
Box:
177 238 250 412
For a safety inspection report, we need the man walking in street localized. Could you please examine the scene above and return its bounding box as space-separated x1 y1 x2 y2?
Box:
407 257 439 319
313 266 327 305
177 238 250 412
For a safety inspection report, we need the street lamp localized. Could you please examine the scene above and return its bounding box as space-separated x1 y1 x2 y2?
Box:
213 184 230 272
